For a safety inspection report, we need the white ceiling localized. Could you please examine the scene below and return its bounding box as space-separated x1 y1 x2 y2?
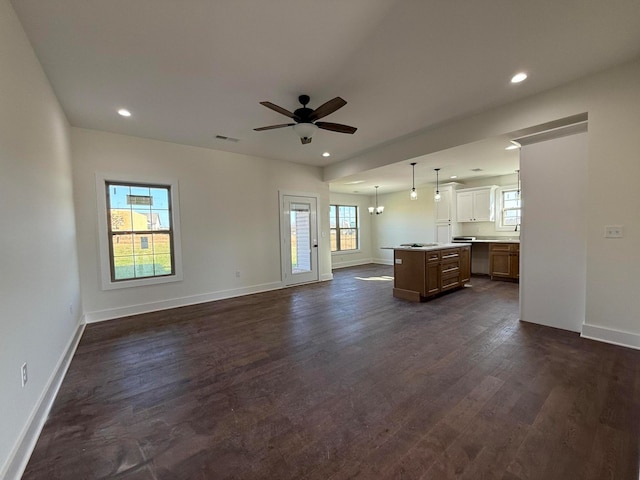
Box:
11 0 640 185
329 135 520 195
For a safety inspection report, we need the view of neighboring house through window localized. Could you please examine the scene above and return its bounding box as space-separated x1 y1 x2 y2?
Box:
106 182 174 281
330 205 359 252
499 188 521 230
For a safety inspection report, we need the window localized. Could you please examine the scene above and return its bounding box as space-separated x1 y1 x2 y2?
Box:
496 187 521 230
97 174 182 290
329 205 359 252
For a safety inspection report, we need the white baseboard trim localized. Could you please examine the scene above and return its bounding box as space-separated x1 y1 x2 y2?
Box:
2 321 85 480
320 273 334 281
372 257 394 266
84 281 284 323
331 258 373 270
581 323 640 350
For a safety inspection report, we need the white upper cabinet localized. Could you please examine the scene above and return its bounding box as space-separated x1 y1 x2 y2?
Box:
435 184 458 223
456 186 497 222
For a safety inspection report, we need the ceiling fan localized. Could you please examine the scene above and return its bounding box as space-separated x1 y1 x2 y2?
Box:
254 95 357 144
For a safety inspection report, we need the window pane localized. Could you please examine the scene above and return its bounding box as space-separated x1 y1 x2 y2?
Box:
112 233 133 257
330 229 337 252
503 209 521 226
110 209 132 231
106 182 174 282
339 206 357 228
131 209 152 231
149 209 170 230
134 255 155 277
340 229 357 250
129 186 151 197
113 257 135 280
153 233 172 254
154 254 173 275
150 188 169 209
329 205 337 229
108 185 130 208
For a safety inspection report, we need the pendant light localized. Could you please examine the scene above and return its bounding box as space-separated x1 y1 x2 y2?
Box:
410 162 418 200
369 186 384 215
434 168 441 202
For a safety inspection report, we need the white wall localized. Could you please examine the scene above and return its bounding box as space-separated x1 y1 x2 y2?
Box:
328 192 373 269
0 1 82 477
71 128 331 321
371 187 437 264
327 59 640 349
520 133 588 332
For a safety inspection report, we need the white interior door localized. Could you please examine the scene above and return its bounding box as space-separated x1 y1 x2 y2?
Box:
281 194 319 285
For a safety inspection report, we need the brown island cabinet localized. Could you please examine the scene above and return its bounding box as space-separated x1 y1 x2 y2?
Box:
392 244 471 302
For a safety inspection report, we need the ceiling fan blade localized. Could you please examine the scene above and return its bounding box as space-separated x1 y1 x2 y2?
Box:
301 137 312 145
254 123 295 131
316 122 357 134
309 97 347 121
259 101 300 121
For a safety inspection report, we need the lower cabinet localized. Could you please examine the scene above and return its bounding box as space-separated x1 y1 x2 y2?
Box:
459 245 471 284
393 246 471 302
440 248 461 292
489 243 519 281
425 251 441 296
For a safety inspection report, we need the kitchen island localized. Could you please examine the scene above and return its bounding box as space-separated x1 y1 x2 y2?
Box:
390 243 471 302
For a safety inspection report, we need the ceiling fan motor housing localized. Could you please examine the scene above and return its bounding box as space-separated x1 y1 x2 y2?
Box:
293 107 314 123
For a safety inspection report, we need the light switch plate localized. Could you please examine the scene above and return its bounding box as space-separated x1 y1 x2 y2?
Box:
395 259 402 264
604 225 623 238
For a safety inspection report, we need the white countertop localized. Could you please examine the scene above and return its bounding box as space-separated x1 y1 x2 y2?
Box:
382 242 471 251
452 239 520 244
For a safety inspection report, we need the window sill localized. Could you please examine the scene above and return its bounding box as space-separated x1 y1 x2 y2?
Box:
331 249 362 256
101 272 183 291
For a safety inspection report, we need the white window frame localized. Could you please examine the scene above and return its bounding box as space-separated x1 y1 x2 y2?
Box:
96 173 183 290
329 204 361 255
495 184 521 231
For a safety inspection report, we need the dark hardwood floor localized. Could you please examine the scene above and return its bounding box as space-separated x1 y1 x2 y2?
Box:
23 265 640 479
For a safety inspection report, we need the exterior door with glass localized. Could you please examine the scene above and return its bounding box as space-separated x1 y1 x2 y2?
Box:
281 194 319 285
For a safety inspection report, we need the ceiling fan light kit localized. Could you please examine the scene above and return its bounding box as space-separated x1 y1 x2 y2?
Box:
254 95 357 144
293 123 317 144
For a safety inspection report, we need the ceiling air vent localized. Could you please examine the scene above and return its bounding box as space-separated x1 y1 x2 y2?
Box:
471 168 483 172
215 135 239 143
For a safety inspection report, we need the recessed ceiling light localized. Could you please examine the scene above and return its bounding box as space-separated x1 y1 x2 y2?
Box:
322 152 331 157
450 175 458 179
505 145 519 150
511 72 528 84
117 108 131 117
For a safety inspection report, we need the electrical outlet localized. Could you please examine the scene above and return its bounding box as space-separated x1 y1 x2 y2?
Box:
235 271 241 278
604 225 623 238
69 303 73 315
21 363 28 387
